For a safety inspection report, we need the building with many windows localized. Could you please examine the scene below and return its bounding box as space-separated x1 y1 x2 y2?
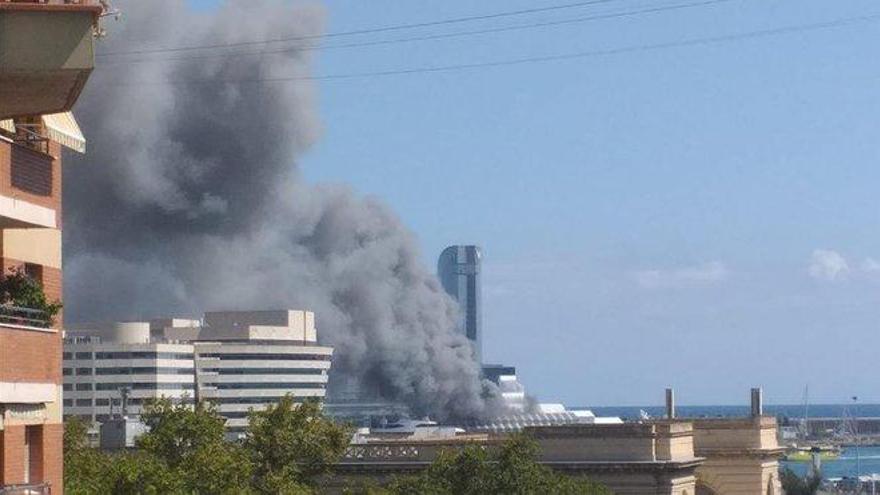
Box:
0 1 105 491
437 245 482 363
62 322 196 424
63 310 333 435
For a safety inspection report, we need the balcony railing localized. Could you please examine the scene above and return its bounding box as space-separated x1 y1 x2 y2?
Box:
0 1 97 6
0 304 50 329
0 483 51 495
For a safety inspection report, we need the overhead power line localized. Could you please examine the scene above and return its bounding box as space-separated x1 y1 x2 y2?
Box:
98 0 739 67
96 0 629 57
98 12 880 86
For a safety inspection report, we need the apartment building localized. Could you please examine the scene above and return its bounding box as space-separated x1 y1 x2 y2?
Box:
0 1 104 492
63 310 334 435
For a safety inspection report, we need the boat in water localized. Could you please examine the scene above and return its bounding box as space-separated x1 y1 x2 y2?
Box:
784 445 842 462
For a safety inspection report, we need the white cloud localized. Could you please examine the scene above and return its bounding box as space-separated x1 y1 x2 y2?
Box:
808 249 850 281
861 257 880 273
634 261 728 289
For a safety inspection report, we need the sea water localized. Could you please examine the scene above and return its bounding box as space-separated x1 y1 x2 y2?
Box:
782 446 880 480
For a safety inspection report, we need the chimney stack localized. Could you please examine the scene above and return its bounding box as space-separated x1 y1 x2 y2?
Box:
666 388 676 419
750 387 763 417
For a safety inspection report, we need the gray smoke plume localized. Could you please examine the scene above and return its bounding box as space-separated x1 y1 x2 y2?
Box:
64 0 499 420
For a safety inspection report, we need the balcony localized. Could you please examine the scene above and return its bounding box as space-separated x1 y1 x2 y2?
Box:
0 0 104 120
0 483 50 495
0 304 51 331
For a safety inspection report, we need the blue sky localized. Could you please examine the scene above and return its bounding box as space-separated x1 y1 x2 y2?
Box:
187 0 880 406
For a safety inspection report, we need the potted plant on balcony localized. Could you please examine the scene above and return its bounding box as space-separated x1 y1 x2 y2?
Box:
0 267 62 328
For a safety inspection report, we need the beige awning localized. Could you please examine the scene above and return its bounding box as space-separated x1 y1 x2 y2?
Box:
42 112 86 153
0 119 14 134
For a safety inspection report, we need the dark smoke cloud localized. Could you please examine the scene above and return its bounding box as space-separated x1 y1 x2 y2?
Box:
64 0 498 420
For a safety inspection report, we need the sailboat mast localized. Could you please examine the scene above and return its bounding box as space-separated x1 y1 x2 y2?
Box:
802 384 810 440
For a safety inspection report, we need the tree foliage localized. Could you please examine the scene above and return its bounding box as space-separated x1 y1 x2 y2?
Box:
244 396 352 493
0 267 62 326
64 395 351 495
137 398 254 494
383 434 611 495
780 466 821 495
66 399 608 495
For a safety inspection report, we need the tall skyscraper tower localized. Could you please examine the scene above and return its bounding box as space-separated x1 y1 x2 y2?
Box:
437 245 482 363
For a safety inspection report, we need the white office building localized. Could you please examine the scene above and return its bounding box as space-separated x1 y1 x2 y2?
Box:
63 310 333 433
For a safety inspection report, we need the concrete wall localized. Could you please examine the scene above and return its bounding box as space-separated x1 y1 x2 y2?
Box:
0 6 99 119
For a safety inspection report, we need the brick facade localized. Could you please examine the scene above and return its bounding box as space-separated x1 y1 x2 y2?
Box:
0 424 61 490
0 138 64 494
0 425 25 485
0 328 61 383
41 423 63 493
0 139 62 225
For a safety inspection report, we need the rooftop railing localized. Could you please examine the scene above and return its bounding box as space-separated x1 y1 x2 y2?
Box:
0 304 51 329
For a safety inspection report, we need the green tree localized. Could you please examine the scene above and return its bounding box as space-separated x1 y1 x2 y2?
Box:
64 417 112 495
102 452 185 495
244 395 352 494
138 398 254 494
780 466 821 495
385 434 610 495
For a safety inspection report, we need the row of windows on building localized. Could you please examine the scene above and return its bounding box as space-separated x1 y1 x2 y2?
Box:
201 368 325 375
208 382 325 390
63 366 328 376
63 351 195 360
199 353 331 361
62 382 326 392
63 352 332 361
63 397 173 407
63 395 317 408
64 367 193 376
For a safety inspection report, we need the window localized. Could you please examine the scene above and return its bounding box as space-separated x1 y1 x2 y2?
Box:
96 366 195 375
96 382 194 391
75 383 93 391
75 399 92 407
211 396 306 405
62 368 72 376
62 352 72 360
199 353 330 361
95 399 110 406
63 399 73 407
212 382 325 390
95 351 194 360
202 368 325 375
63 384 72 391
76 368 92 375
75 352 93 360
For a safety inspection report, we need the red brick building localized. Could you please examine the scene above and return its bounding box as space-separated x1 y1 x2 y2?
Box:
0 1 103 493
